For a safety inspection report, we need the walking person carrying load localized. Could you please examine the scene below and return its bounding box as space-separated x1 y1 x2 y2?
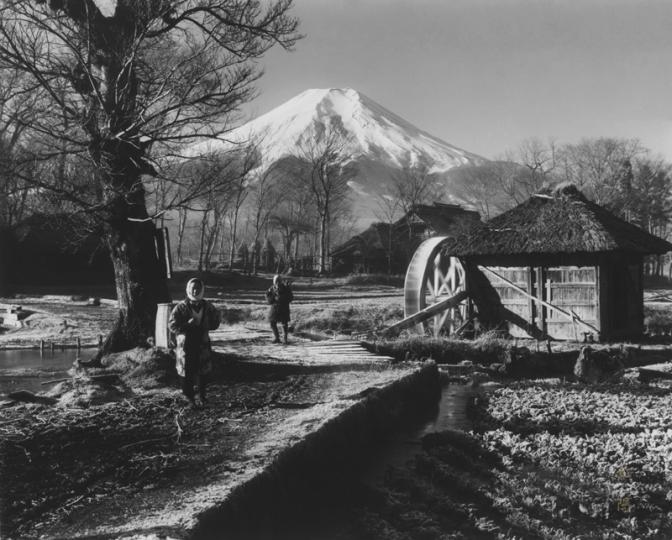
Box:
169 278 221 408
266 274 293 344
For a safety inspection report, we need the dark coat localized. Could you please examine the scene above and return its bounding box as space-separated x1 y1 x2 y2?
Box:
169 300 221 377
266 282 293 323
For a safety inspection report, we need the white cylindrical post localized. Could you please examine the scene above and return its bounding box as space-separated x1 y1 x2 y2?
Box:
155 303 173 348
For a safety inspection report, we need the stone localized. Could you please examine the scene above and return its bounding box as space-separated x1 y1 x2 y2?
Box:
503 346 531 376
574 346 624 383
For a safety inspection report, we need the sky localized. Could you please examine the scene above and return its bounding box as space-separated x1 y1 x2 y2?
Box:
246 0 672 161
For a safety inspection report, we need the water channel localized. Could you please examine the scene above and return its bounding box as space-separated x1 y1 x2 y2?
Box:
268 381 477 540
361 382 473 484
0 349 79 396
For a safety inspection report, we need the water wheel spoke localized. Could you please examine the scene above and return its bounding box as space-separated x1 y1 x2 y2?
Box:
437 309 452 334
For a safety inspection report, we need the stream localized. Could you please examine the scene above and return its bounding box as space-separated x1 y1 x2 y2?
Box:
362 382 473 484
0 349 79 396
275 382 476 540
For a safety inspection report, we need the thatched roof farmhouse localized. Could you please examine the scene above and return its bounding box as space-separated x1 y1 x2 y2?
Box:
443 185 672 341
332 202 479 274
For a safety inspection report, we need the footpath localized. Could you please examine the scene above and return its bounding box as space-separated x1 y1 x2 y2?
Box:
4 327 440 540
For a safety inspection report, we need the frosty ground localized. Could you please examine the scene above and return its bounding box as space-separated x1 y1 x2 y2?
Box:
2 272 672 539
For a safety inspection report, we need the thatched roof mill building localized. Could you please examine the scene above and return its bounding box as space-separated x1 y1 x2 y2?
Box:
442 185 672 341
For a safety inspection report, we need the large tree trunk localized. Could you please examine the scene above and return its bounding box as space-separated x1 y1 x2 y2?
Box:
97 172 170 359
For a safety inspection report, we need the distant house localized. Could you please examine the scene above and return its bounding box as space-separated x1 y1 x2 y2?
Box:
331 202 480 274
331 222 396 274
443 184 672 341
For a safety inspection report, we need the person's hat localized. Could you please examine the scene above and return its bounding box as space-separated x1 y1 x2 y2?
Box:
186 278 204 301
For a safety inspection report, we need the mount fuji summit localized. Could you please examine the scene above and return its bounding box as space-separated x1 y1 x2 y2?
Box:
187 88 487 227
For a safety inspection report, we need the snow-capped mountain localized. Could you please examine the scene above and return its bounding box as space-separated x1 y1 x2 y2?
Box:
186 88 487 226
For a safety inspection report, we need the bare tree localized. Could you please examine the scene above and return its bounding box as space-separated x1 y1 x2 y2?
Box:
196 187 229 272
0 1 300 354
449 162 517 219
168 148 255 271
0 68 47 229
268 167 316 268
391 161 442 238
175 207 189 266
393 162 441 213
450 139 557 218
249 164 283 274
226 173 251 270
374 194 401 274
293 122 356 273
556 138 646 207
0 68 51 294
504 137 558 200
456 139 558 216
630 158 672 235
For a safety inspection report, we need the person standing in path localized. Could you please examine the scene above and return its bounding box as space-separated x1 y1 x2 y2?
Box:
266 274 293 344
169 278 221 407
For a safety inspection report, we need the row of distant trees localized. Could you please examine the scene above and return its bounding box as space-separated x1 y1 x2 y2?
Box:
143 121 359 276
452 137 672 238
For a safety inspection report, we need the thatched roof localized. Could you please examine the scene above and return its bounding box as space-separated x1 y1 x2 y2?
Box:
409 203 480 235
444 185 672 257
331 222 392 257
331 202 480 257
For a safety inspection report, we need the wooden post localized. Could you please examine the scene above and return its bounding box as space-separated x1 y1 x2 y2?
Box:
537 266 546 334
76 337 81 351
50 341 54 353
40 340 44 353
595 264 601 338
527 266 535 329
386 291 469 334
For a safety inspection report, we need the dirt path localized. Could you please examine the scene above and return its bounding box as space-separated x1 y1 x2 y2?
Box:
0 326 428 539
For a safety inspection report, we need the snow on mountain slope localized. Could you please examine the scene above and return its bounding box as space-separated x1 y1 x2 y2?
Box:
187 88 485 173
185 88 486 227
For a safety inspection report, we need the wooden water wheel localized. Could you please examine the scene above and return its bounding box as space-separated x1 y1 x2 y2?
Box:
403 236 469 336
